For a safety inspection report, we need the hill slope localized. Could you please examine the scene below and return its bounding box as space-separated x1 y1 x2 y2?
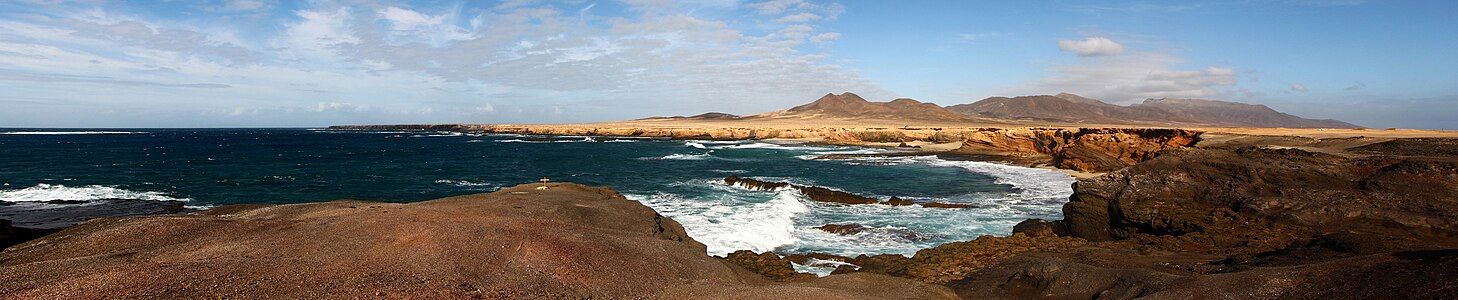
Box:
947 93 1359 128
757 92 974 122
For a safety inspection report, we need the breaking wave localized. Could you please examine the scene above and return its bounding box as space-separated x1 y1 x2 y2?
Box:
0 184 189 202
0 131 142 135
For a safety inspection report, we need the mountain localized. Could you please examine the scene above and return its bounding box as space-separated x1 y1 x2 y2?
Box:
947 93 1360 128
763 92 973 121
1132 98 1359 128
945 94 1140 123
641 112 741 120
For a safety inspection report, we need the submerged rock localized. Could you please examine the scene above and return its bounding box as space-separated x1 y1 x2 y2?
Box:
723 176 882 205
883 196 915 206
815 223 868 235
920 202 977 209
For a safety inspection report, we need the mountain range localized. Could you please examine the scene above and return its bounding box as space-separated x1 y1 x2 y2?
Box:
698 92 1359 128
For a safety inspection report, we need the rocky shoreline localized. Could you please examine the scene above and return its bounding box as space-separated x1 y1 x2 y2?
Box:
328 125 1202 173
4 128 1456 298
720 139 1458 298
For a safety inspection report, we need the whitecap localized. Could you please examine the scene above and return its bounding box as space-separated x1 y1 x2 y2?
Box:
434 179 498 189
647 153 711 160
0 184 189 202
685 142 707 149
0 131 141 135
626 186 811 256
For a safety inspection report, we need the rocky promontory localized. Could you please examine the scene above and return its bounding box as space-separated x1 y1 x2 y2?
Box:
0 183 954 299
726 138 1458 299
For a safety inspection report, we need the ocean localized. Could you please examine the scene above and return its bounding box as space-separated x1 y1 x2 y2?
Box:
0 128 1073 260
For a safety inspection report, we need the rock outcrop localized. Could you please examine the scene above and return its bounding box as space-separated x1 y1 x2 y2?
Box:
951 128 1202 172
0 183 956 299
801 138 1458 299
1058 146 1458 254
0 199 188 249
724 176 882 205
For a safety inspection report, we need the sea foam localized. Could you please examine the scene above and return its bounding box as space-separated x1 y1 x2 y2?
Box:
0 184 189 202
0 131 141 135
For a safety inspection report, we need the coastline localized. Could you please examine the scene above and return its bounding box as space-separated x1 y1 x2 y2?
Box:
6 124 1458 298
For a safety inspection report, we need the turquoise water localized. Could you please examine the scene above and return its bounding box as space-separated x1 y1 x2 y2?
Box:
0 128 1074 257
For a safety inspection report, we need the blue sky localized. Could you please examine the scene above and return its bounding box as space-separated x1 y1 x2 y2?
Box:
1 0 1454 128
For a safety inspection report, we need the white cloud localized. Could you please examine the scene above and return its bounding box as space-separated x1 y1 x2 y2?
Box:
746 0 807 15
810 32 840 45
307 102 370 113
1058 37 1125 57
0 1 888 126
774 12 821 23
1000 52 1240 104
1291 83 1308 92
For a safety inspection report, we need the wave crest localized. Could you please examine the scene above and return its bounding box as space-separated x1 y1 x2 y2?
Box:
0 184 189 202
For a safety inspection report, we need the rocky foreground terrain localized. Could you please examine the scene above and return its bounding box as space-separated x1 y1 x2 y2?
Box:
0 183 955 299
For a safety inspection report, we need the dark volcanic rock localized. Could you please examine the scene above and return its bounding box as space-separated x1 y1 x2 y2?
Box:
724 176 881 205
920 202 977 209
815 223 867 235
1011 219 1063 237
796 186 880 205
0 199 187 229
723 176 790 191
1059 146 1458 255
1 220 59 250
1349 138 1458 157
884 196 915 206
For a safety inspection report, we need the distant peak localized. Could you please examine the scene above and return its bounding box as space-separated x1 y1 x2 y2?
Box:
814 92 868 103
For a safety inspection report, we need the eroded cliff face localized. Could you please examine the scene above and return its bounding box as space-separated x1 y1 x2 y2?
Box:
329 125 1203 173
949 128 1201 172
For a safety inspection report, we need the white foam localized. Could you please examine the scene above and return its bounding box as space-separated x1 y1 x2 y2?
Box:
685 142 707 149
626 187 811 256
648 153 711 160
915 157 1076 204
604 139 637 143
792 258 859 277
0 131 141 135
0 183 189 202
707 142 849 152
434 180 499 190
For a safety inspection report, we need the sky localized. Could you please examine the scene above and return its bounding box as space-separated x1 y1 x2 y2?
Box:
0 0 1454 129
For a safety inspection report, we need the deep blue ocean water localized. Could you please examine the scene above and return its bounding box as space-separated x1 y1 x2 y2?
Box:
0 128 1073 261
